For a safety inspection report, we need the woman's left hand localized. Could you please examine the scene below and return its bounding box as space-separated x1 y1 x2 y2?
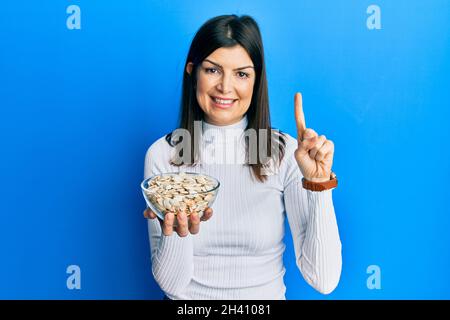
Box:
294 92 334 182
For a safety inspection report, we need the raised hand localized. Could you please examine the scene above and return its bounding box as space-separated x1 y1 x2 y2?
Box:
294 92 334 182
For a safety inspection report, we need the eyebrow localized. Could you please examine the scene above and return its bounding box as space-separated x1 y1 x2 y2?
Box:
203 59 254 71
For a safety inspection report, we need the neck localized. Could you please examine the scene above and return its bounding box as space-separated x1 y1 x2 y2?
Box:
203 115 248 131
201 115 248 147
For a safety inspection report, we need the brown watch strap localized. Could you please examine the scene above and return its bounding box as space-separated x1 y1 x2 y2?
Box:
302 172 338 191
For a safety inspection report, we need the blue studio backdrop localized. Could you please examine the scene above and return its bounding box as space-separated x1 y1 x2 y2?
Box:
0 0 449 299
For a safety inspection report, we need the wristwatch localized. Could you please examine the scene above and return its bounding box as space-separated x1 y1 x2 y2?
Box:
302 172 338 192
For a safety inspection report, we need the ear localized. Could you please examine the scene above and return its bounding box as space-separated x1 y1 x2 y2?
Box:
186 62 194 75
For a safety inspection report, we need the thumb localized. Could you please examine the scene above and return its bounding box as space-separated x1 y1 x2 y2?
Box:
302 128 317 140
296 129 318 157
297 137 317 157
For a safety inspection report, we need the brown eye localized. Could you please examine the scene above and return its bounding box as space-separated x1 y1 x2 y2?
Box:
237 71 249 79
205 67 219 74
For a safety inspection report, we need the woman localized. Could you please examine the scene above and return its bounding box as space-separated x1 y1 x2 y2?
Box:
143 14 342 300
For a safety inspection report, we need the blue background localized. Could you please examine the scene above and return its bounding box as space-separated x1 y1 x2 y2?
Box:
0 0 449 299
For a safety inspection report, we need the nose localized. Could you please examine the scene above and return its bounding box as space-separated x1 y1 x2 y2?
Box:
217 73 232 94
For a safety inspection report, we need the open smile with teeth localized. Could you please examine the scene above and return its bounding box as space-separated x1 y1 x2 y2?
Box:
211 96 237 107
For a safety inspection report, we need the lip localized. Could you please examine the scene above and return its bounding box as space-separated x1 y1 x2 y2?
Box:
212 96 237 100
210 96 237 109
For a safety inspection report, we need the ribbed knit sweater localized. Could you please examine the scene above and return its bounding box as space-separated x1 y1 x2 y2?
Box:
144 115 342 299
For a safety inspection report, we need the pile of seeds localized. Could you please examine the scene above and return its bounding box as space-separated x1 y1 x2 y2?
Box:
143 172 218 216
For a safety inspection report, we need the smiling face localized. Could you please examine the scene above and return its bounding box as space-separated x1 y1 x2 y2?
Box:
186 45 256 126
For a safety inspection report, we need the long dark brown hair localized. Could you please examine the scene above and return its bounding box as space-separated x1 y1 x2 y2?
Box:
165 14 286 182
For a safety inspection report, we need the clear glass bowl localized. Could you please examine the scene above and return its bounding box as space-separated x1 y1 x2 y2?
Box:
141 172 220 225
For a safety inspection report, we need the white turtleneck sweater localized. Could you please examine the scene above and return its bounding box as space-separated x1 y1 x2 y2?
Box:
144 116 342 300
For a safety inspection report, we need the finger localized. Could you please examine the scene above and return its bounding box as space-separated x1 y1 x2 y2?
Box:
175 211 189 237
302 128 318 140
188 212 200 235
315 140 334 162
294 93 306 141
309 135 327 159
298 136 318 157
144 208 155 219
145 208 157 219
200 207 213 222
149 210 157 219
162 212 175 236
296 129 319 157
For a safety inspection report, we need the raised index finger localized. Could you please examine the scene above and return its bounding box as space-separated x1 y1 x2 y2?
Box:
294 92 306 140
